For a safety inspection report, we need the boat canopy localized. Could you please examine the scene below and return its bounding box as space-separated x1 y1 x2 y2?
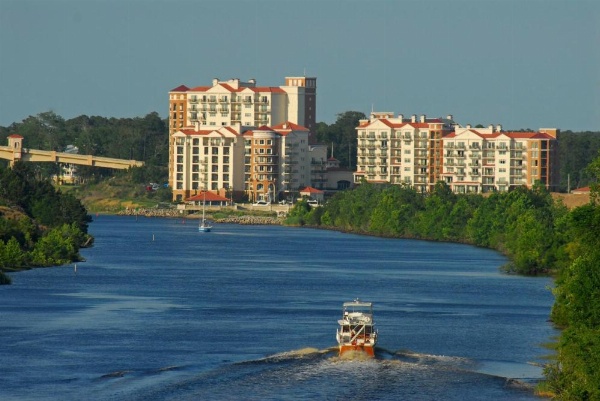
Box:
343 301 373 308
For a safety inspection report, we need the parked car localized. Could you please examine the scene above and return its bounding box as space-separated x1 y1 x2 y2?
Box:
253 200 271 206
307 199 319 206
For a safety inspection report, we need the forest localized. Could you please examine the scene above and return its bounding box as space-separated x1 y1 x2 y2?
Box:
1 110 600 192
285 155 600 399
0 163 92 284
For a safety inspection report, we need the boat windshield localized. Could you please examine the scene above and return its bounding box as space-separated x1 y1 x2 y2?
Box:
342 301 373 316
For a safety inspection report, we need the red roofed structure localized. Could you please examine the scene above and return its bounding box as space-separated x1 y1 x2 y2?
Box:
185 191 230 206
168 76 318 202
355 112 559 194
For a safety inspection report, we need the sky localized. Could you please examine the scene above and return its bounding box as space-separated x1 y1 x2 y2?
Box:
0 0 599 131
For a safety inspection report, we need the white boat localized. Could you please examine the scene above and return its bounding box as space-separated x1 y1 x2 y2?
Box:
336 299 377 356
199 190 212 232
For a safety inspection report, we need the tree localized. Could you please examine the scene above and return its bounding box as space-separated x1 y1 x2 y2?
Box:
315 111 366 168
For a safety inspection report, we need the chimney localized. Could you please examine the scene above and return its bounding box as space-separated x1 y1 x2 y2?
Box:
488 124 494 130
466 124 472 129
496 124 502 132
398 114 404 120
212 78 219 86
447 114 453 121
420 114 426 123
411 114 417 123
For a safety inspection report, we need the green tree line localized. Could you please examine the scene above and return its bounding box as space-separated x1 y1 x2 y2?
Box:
0 163 92 284
288 180 568 274
0 111 169 184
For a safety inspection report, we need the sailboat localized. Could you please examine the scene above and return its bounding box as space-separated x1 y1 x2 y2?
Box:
199 190 212 232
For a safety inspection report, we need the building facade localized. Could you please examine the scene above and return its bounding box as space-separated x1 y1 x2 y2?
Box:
243 122 311 203
441 126 559 193
171 126 246 201
168 76 317 201
354 113 456 192
355 113 559 193
170 122 312 202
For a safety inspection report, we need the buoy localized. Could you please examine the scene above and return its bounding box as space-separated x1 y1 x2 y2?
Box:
152 234 155 241
74 264 77 274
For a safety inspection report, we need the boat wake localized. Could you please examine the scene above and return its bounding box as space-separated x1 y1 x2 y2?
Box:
90 347 542 401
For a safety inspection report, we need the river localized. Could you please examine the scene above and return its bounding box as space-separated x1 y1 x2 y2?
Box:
0 215 557 400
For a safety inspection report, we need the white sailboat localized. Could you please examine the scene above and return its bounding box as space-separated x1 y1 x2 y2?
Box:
199 190 212 232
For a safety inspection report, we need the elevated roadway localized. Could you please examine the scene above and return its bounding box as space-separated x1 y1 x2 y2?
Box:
1 134 143 169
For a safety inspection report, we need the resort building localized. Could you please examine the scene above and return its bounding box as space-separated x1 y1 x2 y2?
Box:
441 126 559 193
243 122 311 203
171 125 246 201
355 113 559 193
170 121 312 203
354 113 456 192
168 76 317 201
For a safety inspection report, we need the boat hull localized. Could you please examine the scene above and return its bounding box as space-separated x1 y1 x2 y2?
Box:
339 344 375 357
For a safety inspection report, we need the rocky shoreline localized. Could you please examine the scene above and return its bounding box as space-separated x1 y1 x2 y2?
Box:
116 208 283 225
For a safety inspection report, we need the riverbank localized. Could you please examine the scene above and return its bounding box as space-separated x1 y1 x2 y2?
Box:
115 207 283 225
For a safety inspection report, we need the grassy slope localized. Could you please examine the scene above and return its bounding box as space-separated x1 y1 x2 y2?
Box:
58 178 168 213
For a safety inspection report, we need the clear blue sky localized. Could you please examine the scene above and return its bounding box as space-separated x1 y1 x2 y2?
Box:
1 0 598 131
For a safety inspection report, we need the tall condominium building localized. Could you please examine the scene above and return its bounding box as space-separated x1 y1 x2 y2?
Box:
171 125 246 201
168 76 317 200
355 112 559 193
170 122 311 202
243 122 311 203
354 113 456 192
441 126 559 193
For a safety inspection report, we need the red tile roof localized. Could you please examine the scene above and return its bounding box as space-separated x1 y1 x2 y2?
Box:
271 121 309 132
188 86 211 91
185 191 230 202
170 85 190 92
358 119 435 129
8 134 23 138
179 85 286 94
299 186 324 194
445 129 556 140
177 126 240 136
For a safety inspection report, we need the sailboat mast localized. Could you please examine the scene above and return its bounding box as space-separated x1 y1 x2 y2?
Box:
202 190 206 222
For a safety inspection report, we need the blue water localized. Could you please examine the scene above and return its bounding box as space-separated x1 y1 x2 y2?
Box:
0 215 557 400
